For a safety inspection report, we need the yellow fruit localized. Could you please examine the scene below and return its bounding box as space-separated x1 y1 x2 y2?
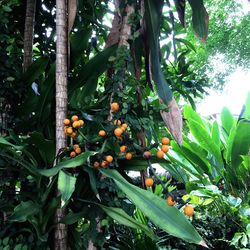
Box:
145 178 154 187
166 196 176 206
73 144 79 150
101 160 108 168
75 147 81 154
121 123 128 130
111 102 119 112
66 127 73 135
161 145 169 153
93 161 100 168
143 151 152 159
161 137 170 145
156 150 164 159
72 121 81 128
120 145 127 153
113 119 121 126
114 127 123 137
70 151 76 158
184 205 194 217
99 130 106 137
125 152 132 160
79 119 84 126
71 115 78 122
105 155 113 163
64 119 70 125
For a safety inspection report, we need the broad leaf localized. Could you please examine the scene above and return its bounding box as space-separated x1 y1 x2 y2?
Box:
99 205 156 240
243 91 250 119
58 170 77 203
211 120 220 147
221 107 235 135
101 169 205 246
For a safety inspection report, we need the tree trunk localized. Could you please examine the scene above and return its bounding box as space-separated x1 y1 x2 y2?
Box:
23 0 36 72
55 0 68 249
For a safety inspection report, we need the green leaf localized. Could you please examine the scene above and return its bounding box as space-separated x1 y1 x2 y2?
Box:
221 107 235 135
9 201 40 222
176 38 196 52
243 91 250 119
99 205 156 240
83 167 98 195
184 105 204 127
0 137 15 147
188 0 209 42
211 120 220 147
230 232 242 246
101 169 205 246
38 151 95 176
144 0 173 104
60 211 86 225
58 171 77 203
187 119 223 167
231 120 250 168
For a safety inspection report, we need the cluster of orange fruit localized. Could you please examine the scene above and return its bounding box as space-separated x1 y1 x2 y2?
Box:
64 115 84 139
93 155 114 169
70 144 82 158
156 137 170 159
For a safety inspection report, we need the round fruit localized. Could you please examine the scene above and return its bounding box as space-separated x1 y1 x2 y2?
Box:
75 147 81 154
166 196 176 206
161 145 169 153
66 127 73 135
79 119 84 126
120 145 127 153
125 152 132 160
145 178 154 187
99 130 106 137
70 151 76 158
72 121 81 128
113 119 121 126
93 161 100 168
143 151 152 159
71 115 78 122
73 144 79 150
111 102 120 112
105 155 113 163
161 137 170 145
184 205 194 217
71 132 77 139
64 119 70 125
114 128 123 137
156 150 164 159
121 123 128 130
101 161 108 168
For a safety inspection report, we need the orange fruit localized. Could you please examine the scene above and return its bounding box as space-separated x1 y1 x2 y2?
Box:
71 132 77 139
64 126 68 134
113 119 121 126
120 126 126 132
101 160 108 168
145 178 154 187
120 145 127 153
73 144 79 150
161 137 170 145
79 119 84 126
111 102 119 112
125 152 132 160
105 155 113 163
75 147 81 154
161 145 169 153
166 196 176 206
71 115 78 122
121 123 128 130
156 150 164 159
99 130 106 137
66 127 73 135
184 205 194 217
72 121 81 128
114 128 123 137
70 151 76 158
143 151 152 159
93 161 100 168
64 119 70 125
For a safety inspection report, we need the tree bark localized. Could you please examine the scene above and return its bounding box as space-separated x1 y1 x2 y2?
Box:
23 0 36 72
55 0 68 249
